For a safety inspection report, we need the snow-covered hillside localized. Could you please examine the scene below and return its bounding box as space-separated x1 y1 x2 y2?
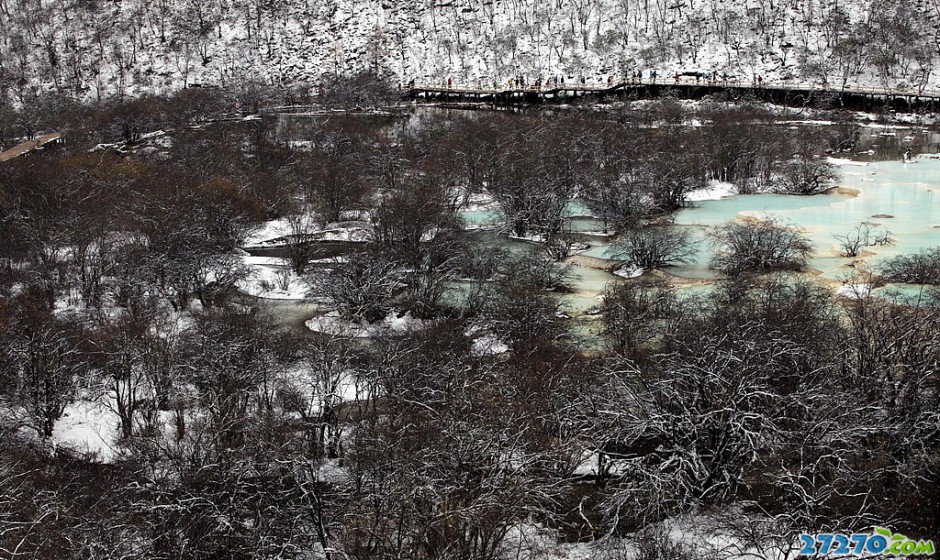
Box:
0 0 937 103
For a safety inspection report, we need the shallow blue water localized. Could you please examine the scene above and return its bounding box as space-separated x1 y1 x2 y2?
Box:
671 158 940 279
461 156 940 291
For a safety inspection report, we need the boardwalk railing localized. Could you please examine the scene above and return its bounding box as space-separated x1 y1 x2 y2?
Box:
408 78 940 103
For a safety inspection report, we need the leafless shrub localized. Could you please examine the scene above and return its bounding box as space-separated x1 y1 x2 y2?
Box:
710 218 814 274
774 157 838 194
609 226 699 269
317 251 402 323
880 247 940 284
834 222 892 257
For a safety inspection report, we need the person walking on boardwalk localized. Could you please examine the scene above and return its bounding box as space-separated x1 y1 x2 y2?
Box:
757 75 763 87
447 77 452 88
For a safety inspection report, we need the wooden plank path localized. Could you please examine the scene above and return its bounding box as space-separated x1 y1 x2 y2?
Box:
407 79 940 110
0 132 63 163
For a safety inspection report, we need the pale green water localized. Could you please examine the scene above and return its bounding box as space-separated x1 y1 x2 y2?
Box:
671 191 858 279
671 158 940 279
567 265 619 293
459 156 940 304
871 283 940 304
463 208 501 228
272 114 940 319
574 157 940 283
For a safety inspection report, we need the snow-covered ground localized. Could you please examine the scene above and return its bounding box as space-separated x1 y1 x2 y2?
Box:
614 265 645 279
279 363 367 415
244 216 371 249
469 332 510 356
837 283 872 299
462 192 499 212
508 232 548 244
244 217 317 248
51 392 122 462
493 512 799 560
237 256 311 300
827 156 871 167
305 310 426 337
686 180 739 202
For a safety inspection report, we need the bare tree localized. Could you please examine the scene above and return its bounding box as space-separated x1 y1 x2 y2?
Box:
277 333 361 459
178 305 283 452
710 218 814 274
482 253 573 351
302 128 370 223
834 222 891 258
608 225 699 269
880 247 940 284
5 303 87 439
601 278 681 356
774 157 837 195
370 177 464 317
92 310 153 440
596 336 804 526
484 123 575 240
318 251 402 323
344 323 570 559
284 211 318 275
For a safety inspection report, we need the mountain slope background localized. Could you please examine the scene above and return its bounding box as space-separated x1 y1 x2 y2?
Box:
0 0 937 104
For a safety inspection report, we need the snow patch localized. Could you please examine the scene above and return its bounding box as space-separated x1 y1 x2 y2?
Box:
614 266 645 279
462 192 498 211
686 180 738 202
470 333 510 356
826 157 870 167
837 283 871 299
305 310 425 337
52 395 121 462
237 256 309 300
508 232 548 243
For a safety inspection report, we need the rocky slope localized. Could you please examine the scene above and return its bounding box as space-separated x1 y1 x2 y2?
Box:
0 0 937 103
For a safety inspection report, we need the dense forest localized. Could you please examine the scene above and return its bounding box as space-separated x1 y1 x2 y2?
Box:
0 0 938 104
0 86 937 558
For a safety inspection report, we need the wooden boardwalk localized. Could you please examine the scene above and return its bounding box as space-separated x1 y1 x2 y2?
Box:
0 132 63 163
407 79 940 111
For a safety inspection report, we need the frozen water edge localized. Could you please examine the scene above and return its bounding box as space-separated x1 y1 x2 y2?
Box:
827 156 871 167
